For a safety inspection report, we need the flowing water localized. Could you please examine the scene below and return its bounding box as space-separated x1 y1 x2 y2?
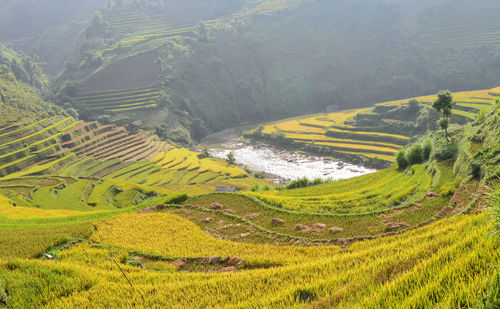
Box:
208 140 376 183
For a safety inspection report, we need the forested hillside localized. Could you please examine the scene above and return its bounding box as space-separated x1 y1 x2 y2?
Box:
0 0 107 76
49 0 500 142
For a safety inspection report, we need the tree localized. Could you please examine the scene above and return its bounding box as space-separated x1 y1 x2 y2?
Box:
226 152 236 165
432 90 455 143
495 97 500 105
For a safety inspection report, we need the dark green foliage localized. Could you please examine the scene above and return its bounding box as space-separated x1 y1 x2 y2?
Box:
277 177 331 191
396 149 408 170
284 178 310 190
294 288 318 303
407 143 424 165
226 152 236 165
423 139 433 160
470 161 482 179
495 97 500 105
434 143 458 161
433 90 456 143
0 45 47 90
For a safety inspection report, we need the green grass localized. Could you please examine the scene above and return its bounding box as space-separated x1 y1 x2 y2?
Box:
250 165 431 214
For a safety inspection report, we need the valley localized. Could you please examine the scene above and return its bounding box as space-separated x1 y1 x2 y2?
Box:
0 1 499 308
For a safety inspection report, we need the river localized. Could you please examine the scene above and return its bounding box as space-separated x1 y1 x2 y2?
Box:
202 128 375 183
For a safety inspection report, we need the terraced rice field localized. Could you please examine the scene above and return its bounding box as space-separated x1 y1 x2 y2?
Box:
108 147 249 187
0 176 168 217
250 165 431 214
0 112 169 180
255 87 499 164
0 103 264 194
75 87 160 114
99 0 303 55
376 88 497 121
0 151 492 307
1 207 494 308
257 111 409 163
417 0 500 48
0 101 497 308
249 0 302 14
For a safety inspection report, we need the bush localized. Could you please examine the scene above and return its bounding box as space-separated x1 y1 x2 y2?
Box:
434 143 458 161
470 161 482 179
286 177 310 190
280 177 332 190
396 149 408 169
423 139 432 160
407 143 424 165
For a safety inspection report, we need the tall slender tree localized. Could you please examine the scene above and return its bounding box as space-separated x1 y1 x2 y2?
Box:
432 90 455 143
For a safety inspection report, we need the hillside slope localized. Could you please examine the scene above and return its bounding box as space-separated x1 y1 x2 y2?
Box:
54 0 500 142
0 78 499 307
246 87 498 168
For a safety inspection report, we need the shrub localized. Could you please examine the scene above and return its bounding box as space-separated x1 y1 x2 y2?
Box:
396 149 408 169
407 143 424 165
280 177 331 190
434 143 458 161
313 178 323 185
423 139 432 160
286 177 310 190
470 161 482 179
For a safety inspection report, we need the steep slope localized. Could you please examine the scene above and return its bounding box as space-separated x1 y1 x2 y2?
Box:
0 0 107 77
55 0 500 142
247 87 498 167
0 82 498 307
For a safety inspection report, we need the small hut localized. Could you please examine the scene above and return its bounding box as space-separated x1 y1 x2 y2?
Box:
126 120 142 133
